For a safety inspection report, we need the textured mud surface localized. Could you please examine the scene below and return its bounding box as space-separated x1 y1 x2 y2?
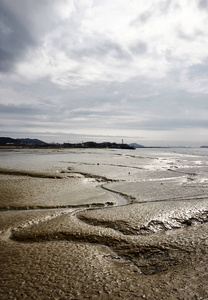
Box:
78 200 208 235
0 148 208 299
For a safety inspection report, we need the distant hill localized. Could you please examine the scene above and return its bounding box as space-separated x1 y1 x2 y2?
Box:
17 138 48 146
200 145 208 148
129 143 144 148
0 137 47 146
0 137 18 146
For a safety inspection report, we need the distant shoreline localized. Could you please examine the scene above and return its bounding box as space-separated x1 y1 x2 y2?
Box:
0 137 206 149
0 145 199 150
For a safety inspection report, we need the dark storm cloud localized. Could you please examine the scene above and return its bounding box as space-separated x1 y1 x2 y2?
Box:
0 0 60 73
0 1 35 72
198 0 208 9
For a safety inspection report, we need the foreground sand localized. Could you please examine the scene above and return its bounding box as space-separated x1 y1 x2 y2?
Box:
0 148 208 299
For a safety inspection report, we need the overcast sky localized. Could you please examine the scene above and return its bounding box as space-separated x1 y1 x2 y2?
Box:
0 0 208 146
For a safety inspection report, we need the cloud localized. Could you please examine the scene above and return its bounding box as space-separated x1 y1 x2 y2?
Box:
0 103 44 115
0 0 208 146
198 0 208 9
130 41 148 55
2 0 207 87
0 2 35 72
188 60 208 79
0 0 74 73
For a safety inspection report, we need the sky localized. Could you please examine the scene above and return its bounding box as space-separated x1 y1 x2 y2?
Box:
0 0 208 146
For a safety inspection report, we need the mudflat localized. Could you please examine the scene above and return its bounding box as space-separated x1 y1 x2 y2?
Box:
0 148 208 299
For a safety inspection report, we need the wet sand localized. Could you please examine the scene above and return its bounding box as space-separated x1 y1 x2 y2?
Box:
0 148 208 299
